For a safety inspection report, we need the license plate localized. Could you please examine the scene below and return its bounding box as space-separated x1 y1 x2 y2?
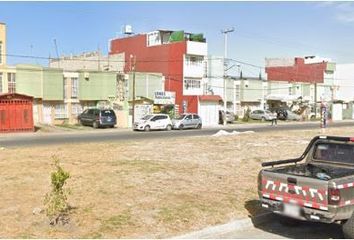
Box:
283 204 300 217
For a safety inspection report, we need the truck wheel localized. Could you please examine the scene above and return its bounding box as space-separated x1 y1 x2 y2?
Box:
343 213 354 238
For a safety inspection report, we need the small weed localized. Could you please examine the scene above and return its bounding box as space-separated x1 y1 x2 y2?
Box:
100 210 133 231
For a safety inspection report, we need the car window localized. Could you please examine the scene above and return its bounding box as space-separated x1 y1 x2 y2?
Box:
193 115 200 119
101 110 115 117
82 109 89 115
150 116 158 121
175 115 186 120
142 115 153 120
314 143 354 165
87 109 94 115
159 115 167 120
185 115 192 120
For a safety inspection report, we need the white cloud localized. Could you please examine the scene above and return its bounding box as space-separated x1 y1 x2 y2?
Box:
316 1 354 23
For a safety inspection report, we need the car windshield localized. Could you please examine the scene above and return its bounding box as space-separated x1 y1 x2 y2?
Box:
265 110 272 114
313 142 354 165
101 110 115 117
175 115 186 120
141 115 153 120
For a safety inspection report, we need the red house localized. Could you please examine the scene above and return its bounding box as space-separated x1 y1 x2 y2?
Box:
0 93 34 132
265 57 328 83
109 30 220 125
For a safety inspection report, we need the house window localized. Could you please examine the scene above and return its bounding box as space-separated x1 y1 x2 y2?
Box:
71 77 78 98
0 73 2 93
184 78 201 89
64 77 69 99
7 73 16 93
186 56 203 67
54 104 68 119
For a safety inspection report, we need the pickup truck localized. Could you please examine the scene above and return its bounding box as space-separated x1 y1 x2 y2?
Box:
258 135 354 238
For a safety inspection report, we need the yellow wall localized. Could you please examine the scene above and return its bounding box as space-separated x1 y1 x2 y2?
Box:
0 23 6 66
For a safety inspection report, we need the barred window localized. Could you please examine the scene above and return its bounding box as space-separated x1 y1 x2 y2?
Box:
7 73 16 93
71 77 78 98
54 104 68 119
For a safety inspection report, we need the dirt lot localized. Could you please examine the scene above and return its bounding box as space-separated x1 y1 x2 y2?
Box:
0 127 353 238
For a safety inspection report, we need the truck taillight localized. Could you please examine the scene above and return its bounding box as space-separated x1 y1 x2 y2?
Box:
328 188 341 205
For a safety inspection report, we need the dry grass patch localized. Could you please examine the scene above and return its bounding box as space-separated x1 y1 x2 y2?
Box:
0 127 353 238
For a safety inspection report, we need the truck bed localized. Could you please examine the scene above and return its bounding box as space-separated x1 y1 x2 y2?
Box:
266 163 354 180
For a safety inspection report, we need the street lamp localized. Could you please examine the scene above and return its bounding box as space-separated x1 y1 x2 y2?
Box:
221 27 235 125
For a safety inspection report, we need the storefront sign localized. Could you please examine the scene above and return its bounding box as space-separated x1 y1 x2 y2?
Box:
154 91 176 105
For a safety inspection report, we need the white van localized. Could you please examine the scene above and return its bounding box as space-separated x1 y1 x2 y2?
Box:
133 114 173 131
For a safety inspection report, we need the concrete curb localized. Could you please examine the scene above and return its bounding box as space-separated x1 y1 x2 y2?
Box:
171 213 272 239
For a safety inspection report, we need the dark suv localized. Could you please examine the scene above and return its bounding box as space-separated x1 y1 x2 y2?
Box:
78 108 116 128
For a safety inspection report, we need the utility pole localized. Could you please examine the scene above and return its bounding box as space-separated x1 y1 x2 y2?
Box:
221 27 234 125
131 55 137 126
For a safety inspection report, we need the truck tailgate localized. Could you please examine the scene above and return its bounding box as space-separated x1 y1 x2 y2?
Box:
261 170 329 211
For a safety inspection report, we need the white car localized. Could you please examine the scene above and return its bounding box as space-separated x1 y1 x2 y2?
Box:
133 114 173 131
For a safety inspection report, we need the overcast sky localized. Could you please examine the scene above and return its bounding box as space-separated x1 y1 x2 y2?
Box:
1 1 354 76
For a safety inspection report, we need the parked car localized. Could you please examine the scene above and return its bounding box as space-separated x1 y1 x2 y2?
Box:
219 110 236 124
172 113 202 130
133 114 172 131
249 109 277 121
78 108 116 128
277 109 301 121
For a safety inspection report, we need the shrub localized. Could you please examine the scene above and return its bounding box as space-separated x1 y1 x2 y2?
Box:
44 156 71 225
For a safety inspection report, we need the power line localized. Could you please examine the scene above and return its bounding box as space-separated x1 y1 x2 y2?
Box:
2 53 354 83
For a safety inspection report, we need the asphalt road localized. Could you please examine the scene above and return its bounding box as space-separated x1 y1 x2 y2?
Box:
221 213 344 239
0 121 353 148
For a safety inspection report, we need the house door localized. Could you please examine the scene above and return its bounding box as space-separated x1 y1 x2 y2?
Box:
43 104 52 124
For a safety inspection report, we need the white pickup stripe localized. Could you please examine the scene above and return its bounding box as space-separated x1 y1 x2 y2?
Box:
345 200 351 205
337 185 344 189
263 194 270 198
304 203 312 207
319 206 328 211
275 197 283 201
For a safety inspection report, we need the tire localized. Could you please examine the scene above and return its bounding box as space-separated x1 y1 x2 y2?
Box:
179 124 184 130
343 212 354 238
144 125 151 132
93 121 99 129
261 117 266 122
196 124 202 129
166 125 172 131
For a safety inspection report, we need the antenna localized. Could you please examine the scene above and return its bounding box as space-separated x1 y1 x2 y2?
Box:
53 39 60 68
